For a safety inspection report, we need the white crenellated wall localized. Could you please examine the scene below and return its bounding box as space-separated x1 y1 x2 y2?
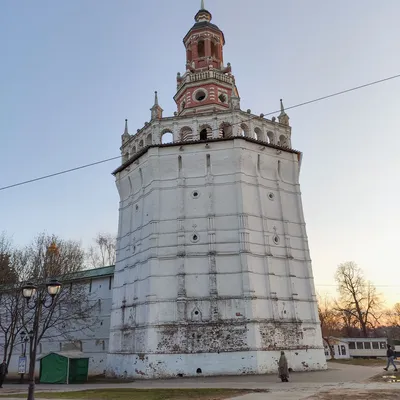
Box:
107 138 326 379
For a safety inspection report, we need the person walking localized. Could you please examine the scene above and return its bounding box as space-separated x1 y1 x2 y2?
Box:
278 351 289 382
0 360 8 388
383 344 398 372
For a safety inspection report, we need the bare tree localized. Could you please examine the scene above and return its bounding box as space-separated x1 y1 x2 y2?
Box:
0 232 99 382
0 233 17 285
0 234 26 366
387 303 400 328
318 294 343 358
87 233 116 268
335 261 383 337
15 233 100 397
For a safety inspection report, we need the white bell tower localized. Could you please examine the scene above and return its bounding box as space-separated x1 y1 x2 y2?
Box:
107 2 326 379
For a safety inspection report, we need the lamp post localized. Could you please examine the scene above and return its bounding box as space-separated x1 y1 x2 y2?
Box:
21 279 61 400
19 331 29 383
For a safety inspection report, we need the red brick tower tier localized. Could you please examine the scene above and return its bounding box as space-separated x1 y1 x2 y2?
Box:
174 2 239 116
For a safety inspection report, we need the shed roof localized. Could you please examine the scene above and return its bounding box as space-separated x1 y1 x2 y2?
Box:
37 351 89 361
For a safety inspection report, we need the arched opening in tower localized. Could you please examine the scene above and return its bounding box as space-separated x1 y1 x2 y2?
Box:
198 40 205 58
161 131 173 144
219 123 232 138
200 129 207 140
240 123 249 137
211 41 217 58
254 127 263 142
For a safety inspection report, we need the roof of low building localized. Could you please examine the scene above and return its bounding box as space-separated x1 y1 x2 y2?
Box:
64 265 115 282
37 351 88 361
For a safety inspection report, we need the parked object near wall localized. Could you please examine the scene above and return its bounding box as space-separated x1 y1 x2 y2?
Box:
38 352 89 384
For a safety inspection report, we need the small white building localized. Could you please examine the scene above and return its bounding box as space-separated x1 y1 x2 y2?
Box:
323 337 350 360
323 337 388 360
342 337 388 358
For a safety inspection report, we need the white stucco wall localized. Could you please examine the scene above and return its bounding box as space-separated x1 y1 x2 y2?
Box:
107 137 326 379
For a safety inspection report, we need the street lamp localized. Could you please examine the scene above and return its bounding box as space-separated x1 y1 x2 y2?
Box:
21 279 62 400
22 280 61 309
19 331 29 383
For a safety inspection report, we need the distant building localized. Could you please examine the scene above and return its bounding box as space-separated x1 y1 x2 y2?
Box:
2 266 114 377
107 1 326 379
323 336 388 360
343 337 388 358
323 338 350 360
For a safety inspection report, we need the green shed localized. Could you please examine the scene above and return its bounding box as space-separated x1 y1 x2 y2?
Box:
38 352 89 384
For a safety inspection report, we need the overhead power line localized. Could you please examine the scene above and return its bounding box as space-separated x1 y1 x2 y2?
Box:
1 72 399 193
0 156 120 192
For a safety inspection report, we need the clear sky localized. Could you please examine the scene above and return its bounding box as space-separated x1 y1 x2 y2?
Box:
1 0 399 305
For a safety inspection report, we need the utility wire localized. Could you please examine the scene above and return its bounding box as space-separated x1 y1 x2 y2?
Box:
261 73 400 117
1 73 400 193
0 156 120 192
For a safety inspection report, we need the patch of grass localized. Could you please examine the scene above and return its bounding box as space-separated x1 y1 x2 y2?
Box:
329 358 386 367
0 388 258 400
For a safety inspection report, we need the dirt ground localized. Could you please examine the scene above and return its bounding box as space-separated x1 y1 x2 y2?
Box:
306 389 400 400
369 369 400 383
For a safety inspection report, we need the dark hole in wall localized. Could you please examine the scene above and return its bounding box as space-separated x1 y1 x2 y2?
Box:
196 368 202 374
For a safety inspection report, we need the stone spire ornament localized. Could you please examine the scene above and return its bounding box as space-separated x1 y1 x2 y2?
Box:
122 119 130 143
278 99 290 126
150 91 163 120
229 80 240 110
201 0 205 10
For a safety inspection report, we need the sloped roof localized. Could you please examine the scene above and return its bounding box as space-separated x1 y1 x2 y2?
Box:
63 265 115 282
37 351 88 361
184 20 225 44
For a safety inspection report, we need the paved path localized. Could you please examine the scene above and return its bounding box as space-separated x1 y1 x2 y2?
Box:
1 362 398 400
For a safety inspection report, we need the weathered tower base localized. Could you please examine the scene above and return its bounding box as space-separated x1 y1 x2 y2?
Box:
108 349 326 379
